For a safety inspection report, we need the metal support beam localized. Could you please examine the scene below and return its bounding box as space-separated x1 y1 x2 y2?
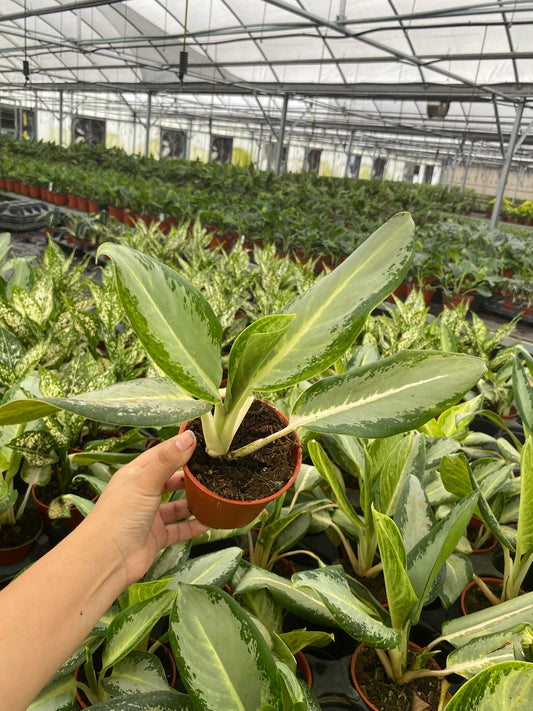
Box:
59 89 63 146
145 91 152 157
275 93 289 175
344 130 354 178
460 141 474 195
490 101 525 229
492 97 505 157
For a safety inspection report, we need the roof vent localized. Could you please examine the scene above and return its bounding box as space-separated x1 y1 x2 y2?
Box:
427 101 450 119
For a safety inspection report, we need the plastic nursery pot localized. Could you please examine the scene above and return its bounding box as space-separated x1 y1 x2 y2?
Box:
350 641 440 711
0 521 44 566
295 651 313 689
31 485 92 531
180 402 302 530
460 576 525 616
467 514 498 555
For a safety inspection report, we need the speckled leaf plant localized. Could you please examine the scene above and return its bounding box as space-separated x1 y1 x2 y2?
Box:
0 213 485 469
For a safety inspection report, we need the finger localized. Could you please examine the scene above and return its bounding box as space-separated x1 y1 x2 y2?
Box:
132 431 196 488
162 471 185 493
166 518 210 545
159 499 191 524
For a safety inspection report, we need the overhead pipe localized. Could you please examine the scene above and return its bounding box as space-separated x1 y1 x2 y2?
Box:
145 91 152 157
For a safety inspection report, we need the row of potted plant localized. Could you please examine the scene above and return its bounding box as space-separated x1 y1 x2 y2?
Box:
0 214 532 707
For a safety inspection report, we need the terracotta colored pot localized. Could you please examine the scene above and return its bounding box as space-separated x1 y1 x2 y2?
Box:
76 197 89 212
67 194 78 208
468 514 497 555
0 177 6 189
108 206 125 221
460 576 525 615
87 199 99 213
442 292 474 309
31 485 91 531
350 641 440 711
295 651 313 689
0 521 43 566
52 192 68 206
74 638 176 708
5 179 14 191
29 185 41 198
180 403 302 529
20 184 30 196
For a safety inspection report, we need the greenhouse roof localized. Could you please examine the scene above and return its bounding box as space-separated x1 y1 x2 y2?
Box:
2 1 533 162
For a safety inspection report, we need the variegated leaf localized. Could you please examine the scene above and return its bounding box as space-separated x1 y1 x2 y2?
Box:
444 661 533 710
101 650 171 696
170 583 281 710
439 553 474 608
517 436 533 560
87 691 192 710
372 508 417 631
233 565 336 627
144 541 192 581
250 212 415 391
445 627 523 678
441 591 533 645
0 377 211 427
290 351 486 438
26 673 77 711
293 566 400 648
395 474 434 554
97 243 223 403
102 590 176 670
166 546 243 589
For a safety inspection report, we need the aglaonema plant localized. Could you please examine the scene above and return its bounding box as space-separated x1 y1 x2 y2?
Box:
0 214 486 512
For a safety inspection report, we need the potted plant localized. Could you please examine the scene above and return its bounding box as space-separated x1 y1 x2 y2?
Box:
0 213 486 531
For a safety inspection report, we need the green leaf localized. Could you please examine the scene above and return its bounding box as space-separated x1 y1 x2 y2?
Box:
278 629 334 654
439 554 474 608
170 583 281 711
445 627 522 678
26 673 77 711
101 650 171 696
379 431 425 517
97 243 222 402
249 212 415 392
103 590 175 670
233 565 336 627
87 691 192 710
293 566 400 649
308 440 362 533
166 546 243 588
444 661 533 710
513 357 533 432
407 491 478 622
372 508 417 630
127 579 172 607
517 436 533 560
0 377 212 427
290 351 486 438
225 314 295 411
441 591 533 645
395 474 434 554
144 541 192 581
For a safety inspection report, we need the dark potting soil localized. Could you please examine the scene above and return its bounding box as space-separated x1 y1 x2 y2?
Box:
185 399 299 501
0 508 41 549
462 580 504 614
353 647 442 711
35 476 96 506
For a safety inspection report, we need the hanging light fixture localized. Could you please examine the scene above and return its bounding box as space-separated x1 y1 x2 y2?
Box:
179 0 189 84
22 0 30 85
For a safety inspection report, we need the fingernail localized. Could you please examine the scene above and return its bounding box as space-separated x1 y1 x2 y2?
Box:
175 430 196 451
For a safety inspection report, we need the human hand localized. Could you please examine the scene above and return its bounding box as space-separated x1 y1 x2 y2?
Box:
85 430 209 587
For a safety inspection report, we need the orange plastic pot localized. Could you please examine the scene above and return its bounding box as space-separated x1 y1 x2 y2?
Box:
180 403 302 529
32 485 95 531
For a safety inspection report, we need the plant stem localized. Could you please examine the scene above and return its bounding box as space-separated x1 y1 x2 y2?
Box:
226 422 296 459
473 572 502 605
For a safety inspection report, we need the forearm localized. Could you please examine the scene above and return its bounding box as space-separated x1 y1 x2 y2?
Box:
0 514 126 711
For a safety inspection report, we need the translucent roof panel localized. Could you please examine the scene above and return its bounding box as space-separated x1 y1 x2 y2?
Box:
1 1 533 162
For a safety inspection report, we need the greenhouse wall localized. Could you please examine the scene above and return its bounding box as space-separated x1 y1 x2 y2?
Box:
442 163 533 202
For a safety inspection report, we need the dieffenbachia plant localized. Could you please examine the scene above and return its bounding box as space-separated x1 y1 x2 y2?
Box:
0 213 486 461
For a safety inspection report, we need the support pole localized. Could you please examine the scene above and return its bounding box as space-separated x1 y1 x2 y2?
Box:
460 141 474 195
490 101 525 229
145 92 152 157
59 90 63 147
275 93 289 175
344 130 354 178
